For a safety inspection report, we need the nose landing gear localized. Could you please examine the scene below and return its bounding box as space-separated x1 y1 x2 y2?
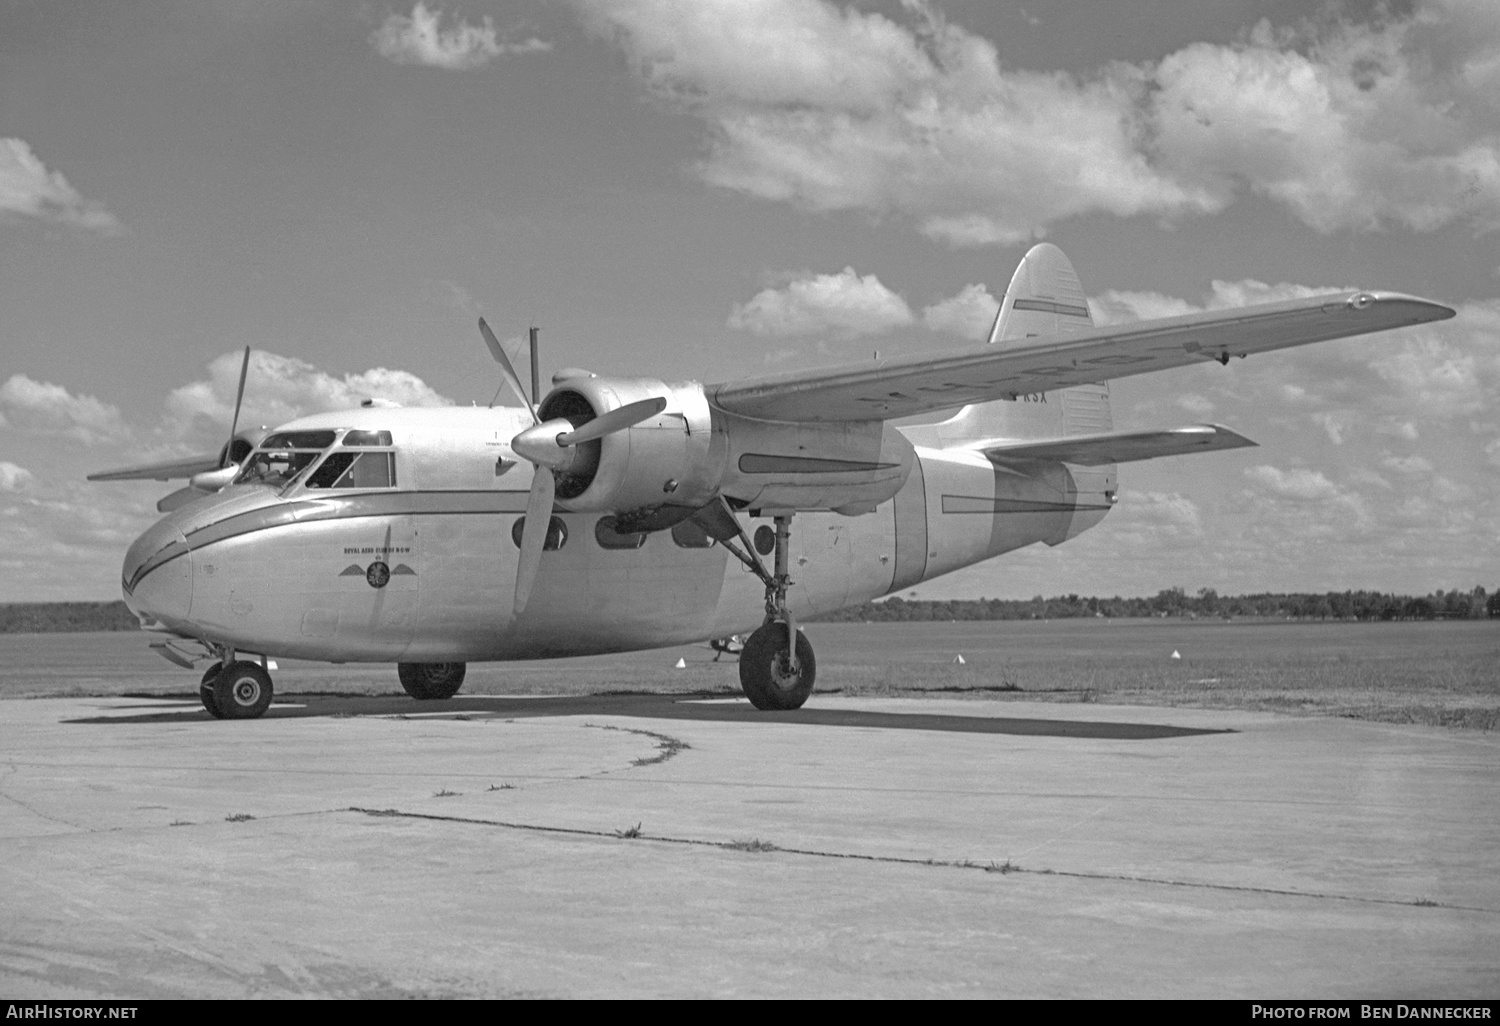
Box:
201 659 274 720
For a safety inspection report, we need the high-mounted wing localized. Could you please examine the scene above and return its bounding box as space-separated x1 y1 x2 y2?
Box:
87 453 226 482
709 291 1454 423
981 424 1255 467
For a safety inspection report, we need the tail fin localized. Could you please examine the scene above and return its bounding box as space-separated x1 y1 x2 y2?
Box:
932 243 1112 445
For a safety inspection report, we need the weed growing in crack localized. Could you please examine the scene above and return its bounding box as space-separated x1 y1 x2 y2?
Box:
587 722 691 767
617 822 643 838
985 859 1017 874
487 783 516 791
724 839 777 853
225 813 255 823
433 789 459 798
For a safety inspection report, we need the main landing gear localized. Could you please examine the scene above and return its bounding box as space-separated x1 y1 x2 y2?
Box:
398 662 466 700
721 512 817 711
199 658 274 720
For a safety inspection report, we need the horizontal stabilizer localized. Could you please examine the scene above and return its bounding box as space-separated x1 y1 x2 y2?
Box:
87 453 223 482
980 424 1256 466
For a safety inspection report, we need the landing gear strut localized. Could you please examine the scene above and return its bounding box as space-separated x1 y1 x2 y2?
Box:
723 512 817 710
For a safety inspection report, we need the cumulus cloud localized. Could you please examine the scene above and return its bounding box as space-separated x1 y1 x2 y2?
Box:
372 2 550 69
921 284 1000 341
163 350 454 437
1089 279 1349 326
0 462 34 491
1176 393 1216 417
1245 464 1342 501
578 0 1500 243
0 138 122 234
0 375 128 444
1383 454 1435 475
1124 491 1204 537
1243 464 1376 535
728 267 914 337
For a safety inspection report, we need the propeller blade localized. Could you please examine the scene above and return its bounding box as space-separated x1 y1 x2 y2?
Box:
479 318 538 424
221 347 251 467
514 467 555 616
557 397 667 446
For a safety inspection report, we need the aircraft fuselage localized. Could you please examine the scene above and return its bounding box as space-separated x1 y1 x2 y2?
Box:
122 406 1111 663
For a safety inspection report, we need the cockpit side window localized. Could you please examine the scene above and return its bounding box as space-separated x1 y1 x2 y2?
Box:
233 449 323 487
306 451 396 489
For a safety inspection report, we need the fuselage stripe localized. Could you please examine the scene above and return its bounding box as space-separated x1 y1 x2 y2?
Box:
132 490 536 588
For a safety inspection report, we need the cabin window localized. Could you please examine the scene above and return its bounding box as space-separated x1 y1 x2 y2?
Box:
510 516 568 552
342 429 393 446
305 451 396 489
595 516 647 550
670 519 716 549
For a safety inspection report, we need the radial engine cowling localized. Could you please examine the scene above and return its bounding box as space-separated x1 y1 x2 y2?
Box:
537 377 724 524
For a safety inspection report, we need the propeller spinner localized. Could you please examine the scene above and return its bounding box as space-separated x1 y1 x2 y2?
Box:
478 318 667 614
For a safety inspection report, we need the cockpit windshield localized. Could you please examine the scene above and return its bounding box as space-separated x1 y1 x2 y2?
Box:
232 430 337 488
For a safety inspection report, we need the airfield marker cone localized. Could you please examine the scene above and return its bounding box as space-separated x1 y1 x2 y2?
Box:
1171 650 1181 660
674 657 686 669
953 654 965 665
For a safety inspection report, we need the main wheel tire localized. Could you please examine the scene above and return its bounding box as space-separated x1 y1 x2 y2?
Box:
738 624 816 711
212 661 273 720
199 663 225 719
398 662 466 700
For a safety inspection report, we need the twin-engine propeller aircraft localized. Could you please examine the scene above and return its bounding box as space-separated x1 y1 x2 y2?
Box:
92 244 1453 719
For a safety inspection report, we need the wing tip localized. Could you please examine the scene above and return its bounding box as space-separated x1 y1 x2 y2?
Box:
1361 291 1457 323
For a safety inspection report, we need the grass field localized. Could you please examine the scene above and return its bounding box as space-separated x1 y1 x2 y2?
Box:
3 618 1496 730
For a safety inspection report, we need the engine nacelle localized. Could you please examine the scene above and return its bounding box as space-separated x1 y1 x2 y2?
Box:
537 377 724 522
713 410 915 515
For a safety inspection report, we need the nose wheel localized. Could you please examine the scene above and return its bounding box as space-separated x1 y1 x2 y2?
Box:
203 660 274 720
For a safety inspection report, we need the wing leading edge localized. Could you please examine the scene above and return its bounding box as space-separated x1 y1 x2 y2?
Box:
710 291 1454 423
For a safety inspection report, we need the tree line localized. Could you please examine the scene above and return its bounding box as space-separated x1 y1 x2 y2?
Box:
815 586 1500 623
3 587 1497 634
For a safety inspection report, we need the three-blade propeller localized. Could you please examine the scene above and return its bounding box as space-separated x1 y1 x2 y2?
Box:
478 318 667 615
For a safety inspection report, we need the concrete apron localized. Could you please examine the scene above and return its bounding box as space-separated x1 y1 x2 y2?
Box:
1 694 1496 998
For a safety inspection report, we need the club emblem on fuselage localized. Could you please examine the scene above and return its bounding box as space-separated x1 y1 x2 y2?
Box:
339 561 416 588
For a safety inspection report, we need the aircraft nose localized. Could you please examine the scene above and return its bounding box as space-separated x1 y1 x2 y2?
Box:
122 516 192 626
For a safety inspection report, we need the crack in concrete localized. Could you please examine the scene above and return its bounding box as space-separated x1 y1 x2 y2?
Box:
582 723 691 767
344 805 1500 916
0 761 91 832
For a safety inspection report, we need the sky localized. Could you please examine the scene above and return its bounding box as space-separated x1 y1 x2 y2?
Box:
1 0 1498 602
